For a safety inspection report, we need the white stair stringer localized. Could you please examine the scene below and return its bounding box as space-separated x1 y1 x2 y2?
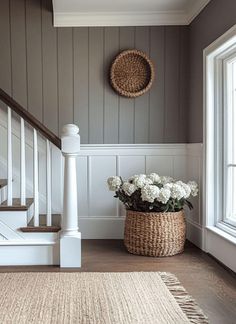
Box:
0 209 60 265
0 220 26 240
0 211 28 231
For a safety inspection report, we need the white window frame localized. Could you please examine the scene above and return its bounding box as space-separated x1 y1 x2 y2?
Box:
203 25 236 243
222 56 236 230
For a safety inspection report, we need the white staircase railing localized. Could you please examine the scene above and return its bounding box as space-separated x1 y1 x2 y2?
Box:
0 88 81 267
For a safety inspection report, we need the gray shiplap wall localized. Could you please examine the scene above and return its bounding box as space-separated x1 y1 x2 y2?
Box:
0 0 189 144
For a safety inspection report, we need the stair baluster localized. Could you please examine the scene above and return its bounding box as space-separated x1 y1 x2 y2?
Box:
46 140 52 226
7 107 12 206
20 118 26 206
33 129 39 226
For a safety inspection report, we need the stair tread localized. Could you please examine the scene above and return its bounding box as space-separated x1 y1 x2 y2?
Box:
0 198 34 211
0 179 7 189
20 226 61 233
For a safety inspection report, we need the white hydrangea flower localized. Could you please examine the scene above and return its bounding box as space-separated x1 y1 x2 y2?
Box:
107 176 122 191
132 174 153 188
141 185 160 203
187 181 199 197
163 183 174 190
157 187 171 204
122 182 137 196
148 173 161 184
170 183 186 200
160 176 174 185
175 181 191 199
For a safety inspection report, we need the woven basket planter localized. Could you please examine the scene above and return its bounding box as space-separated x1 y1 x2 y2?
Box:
124 210 186 257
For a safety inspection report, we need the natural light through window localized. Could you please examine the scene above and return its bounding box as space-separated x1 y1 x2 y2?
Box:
225 58 236 227
204 26 236 239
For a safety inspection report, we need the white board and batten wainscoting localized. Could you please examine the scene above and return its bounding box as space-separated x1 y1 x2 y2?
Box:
0 116 203 248
77 143 203 247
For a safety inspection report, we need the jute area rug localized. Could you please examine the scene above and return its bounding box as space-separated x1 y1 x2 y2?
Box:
0 272 208 324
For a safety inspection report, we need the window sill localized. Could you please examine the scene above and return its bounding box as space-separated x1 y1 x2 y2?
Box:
206 226 236 245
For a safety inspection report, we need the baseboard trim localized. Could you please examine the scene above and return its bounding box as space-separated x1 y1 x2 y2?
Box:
186 219 204 249
79 217 204 244
79 218 125 239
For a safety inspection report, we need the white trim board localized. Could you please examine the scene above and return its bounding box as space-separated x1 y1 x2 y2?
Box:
80 218 204 244
53 1 211 27
203 24 236 272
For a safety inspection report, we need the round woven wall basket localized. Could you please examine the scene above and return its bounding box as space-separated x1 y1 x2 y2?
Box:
124 210 186 257
110 50 155 98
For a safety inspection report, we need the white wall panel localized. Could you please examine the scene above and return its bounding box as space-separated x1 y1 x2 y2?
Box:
146 156 174 176
119 156 146 178
77 157 88 217
89 156 117 217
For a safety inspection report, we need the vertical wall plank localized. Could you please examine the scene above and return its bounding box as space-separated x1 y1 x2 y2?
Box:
73 28 89 143
104 27 119 144
89 28 104 143
26 0 43 121
42 0 58 135
119 27 135 143
134 27 150 143
179 26 189 143
149 27 165 143
164 26 180 143
57 28 73 132
10 0 27 107
0 0 189 145
0 0 11 93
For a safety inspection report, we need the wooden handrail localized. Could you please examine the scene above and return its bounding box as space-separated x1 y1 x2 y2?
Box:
0 88 61 149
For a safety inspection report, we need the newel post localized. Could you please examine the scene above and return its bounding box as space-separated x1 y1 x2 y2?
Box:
60 124 81 267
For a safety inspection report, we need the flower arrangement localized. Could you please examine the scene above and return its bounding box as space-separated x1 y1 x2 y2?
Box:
107 173 198 213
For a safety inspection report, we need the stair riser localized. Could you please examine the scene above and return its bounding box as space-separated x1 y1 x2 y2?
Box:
28 214 61 227
0 243 59 265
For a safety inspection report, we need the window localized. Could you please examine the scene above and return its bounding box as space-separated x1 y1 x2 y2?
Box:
204 25 236 237
224 57 236 228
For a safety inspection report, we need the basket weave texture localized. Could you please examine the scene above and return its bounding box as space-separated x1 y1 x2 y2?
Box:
110 50 155 98
124 210 186 257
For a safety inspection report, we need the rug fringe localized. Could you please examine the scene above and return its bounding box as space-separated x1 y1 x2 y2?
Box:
159 272 209 324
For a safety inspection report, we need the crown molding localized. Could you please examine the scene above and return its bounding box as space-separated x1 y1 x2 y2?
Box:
53 11 188 27
53 0 211 27
187 0 211 24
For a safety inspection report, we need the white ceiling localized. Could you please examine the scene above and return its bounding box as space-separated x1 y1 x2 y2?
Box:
53 0 211 27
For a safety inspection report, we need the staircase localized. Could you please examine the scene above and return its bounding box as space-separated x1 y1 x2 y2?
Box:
0 88 81 267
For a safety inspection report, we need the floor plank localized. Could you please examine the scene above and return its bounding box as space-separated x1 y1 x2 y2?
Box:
0 240 235 324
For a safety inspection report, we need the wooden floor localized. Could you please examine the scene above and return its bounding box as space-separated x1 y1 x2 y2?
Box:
1 240 236 324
